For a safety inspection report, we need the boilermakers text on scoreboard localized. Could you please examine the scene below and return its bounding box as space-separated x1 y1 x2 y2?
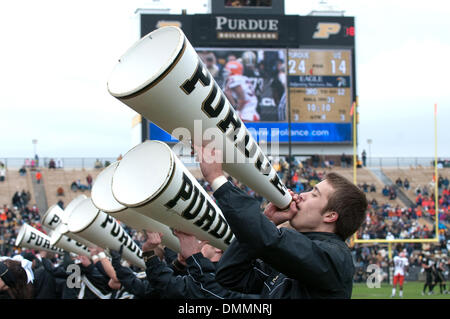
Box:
139 13 356 145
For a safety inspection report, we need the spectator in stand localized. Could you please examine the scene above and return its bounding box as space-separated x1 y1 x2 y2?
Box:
12 191 24 209
415 185 422 196
370 183 377 193
362 182 369 193
56 186 64 196
94 159 103 169
86 174 93 190
70 181 78 192
71 180 88 192
443 177 449 189
423 185 430 196
362 150 367 167
0 166 5 182
346 155 352 168
341 153 347 168
76 179 89 191
22 190 31 206
19 166 26 176
382 185 390 197
312 154 320 168
56 158 63 169
395 177 403 188
389 187 397 200
404 178 410 191
438 176 444 191
30 206 40 222
416 193 423 206
35 171 42 184
34 154 39 168
48 159 56 170
370 198 378 209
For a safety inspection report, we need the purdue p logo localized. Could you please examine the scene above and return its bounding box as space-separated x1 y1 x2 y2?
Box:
313 22 341 39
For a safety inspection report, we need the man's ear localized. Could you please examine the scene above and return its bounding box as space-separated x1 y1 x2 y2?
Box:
323 211 338 224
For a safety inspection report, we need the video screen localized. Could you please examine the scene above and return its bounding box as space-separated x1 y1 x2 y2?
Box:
224 0 272 8
196 48 287 122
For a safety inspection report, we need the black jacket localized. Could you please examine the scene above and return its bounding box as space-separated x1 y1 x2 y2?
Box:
214 181 355 299
33 258 58 299
110 249 158 299
110 247 187 299
78 262 114 299
144 252 260 299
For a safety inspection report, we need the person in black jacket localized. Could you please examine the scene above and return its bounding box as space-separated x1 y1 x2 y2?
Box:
196 145 368 299
77 253 118 299
22 251 58 299
142 230 260 299
109 245 186 299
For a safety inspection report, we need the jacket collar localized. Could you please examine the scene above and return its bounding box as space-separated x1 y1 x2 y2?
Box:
302 231 344 242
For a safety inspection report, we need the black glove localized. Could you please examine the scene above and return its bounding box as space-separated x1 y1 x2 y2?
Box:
62 252 75 269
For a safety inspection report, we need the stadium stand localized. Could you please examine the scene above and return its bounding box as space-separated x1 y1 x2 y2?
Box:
382 167 450 202
332 167 406 207
40 168 101 209
0 168 36 208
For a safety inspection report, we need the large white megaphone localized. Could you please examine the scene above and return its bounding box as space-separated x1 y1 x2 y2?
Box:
91 161 180 253
107 26 291 209
111 140 234 251
15 223 64 254
41 204 66 230
66 197 145 269
44 197 96 249
41 205 91 257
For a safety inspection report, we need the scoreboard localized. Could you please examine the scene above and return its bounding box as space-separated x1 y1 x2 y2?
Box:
288 49 352 123
138 13 356 145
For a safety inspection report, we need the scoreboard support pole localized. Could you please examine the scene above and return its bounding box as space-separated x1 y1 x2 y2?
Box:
287 47 292 187
434 103 439 238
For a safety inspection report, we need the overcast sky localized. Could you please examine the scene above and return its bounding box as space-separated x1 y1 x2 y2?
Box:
0 0 449 159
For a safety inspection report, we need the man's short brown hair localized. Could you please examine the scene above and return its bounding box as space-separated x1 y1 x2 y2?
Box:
322 172 368 240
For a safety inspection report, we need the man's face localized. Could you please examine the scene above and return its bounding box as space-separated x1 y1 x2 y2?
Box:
289 179 335 232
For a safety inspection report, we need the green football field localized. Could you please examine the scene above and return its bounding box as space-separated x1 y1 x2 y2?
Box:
352 282 450 299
